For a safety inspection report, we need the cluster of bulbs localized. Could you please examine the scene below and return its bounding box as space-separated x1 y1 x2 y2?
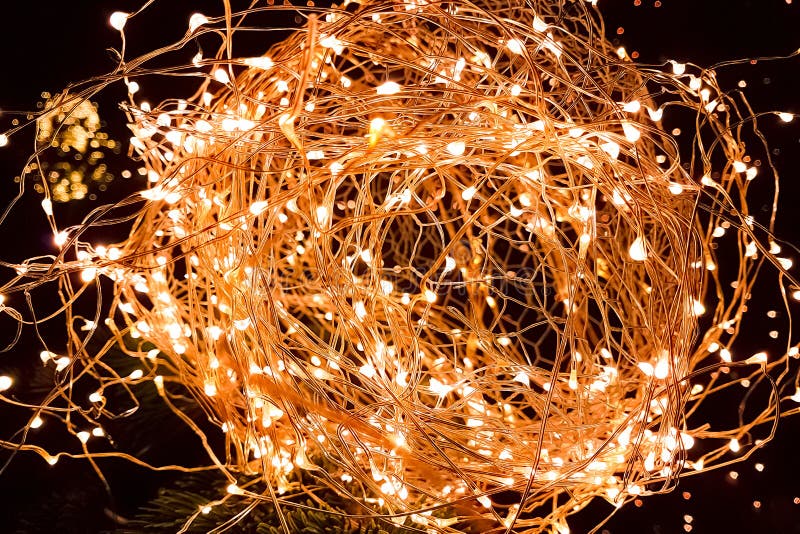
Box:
1 1 797 531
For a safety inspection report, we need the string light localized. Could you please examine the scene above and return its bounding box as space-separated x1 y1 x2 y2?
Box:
1 0 798 532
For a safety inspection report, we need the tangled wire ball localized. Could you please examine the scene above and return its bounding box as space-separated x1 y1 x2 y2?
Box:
7 0 795 531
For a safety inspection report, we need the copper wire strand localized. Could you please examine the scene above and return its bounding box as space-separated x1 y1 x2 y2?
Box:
1 1 798 532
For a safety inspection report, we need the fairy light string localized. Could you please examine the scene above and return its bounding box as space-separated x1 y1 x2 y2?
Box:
1 0 799 531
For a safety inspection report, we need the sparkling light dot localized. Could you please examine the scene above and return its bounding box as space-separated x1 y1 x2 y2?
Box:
0 375 13 392
447 140 466 156
189 13 209 33
109 11 129 31
629 237 647 261
376 81 401 95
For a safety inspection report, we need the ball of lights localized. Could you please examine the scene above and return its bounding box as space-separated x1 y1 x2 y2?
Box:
3 0 797 531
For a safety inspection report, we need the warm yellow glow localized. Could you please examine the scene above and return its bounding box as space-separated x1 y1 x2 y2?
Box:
109 11 128 31
506 38 525 55
629 236 648 261
188 13 209 33
41 198 53 216
0 375 12 392
622 100 641 113
745 352 768 365
446 140 466 156
1 1 795 532
244 56 274 70
622 122 641 142
214 68 231 84
376 81 401 95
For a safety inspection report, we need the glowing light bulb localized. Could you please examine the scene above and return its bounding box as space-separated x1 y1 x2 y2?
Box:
745 352 768 365
622 122 641 142
376 81 401 95
354 301 368 320
622 100 641 113
214 68 231 84
129 369 144 380
315 205 331 227
81 268 98 282
380 280 393 294
443 256 456 274
359 364 376 378
637 362 654 376
568 369 578 390
447 141 466 156
654 358 670 379
506 38 524 55
368 117 387 145
647 107 664 121
189 13 209 33
601 141 620 160
461 185 476 201
249 200 269 216
109 12 128 31
244 56 274 70
629 237 647 261
0 375 12 392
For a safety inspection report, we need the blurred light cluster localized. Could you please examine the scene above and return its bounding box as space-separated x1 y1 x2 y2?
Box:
26 93 120 202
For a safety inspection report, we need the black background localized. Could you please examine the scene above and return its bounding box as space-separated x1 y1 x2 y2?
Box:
1 1 799 532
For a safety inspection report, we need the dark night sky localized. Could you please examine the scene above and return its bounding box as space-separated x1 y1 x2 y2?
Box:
1 1 800 533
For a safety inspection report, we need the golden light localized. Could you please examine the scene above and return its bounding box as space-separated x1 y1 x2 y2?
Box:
1 0 798 532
